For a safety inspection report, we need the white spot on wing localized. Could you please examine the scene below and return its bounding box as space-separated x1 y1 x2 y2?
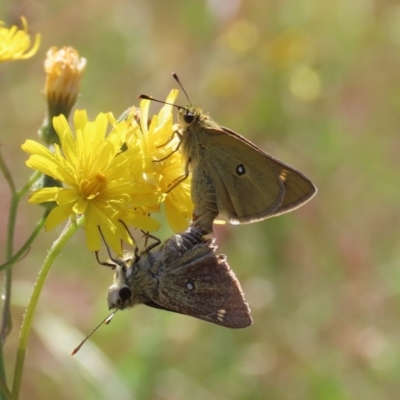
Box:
236 164 245 175
216 309 226 322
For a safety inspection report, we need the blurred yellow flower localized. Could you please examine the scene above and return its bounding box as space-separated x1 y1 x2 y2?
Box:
22 110 163 254
126 89 193 232
44 46 86 122
0 16 40 62
259 30 315 69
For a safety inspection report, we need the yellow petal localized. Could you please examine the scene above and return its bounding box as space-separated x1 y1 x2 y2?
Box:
29 187 63 204
129 192 165 206
115 221 134 245
92 112 108 141
53 115 78 165
72 196 88 214
21 140 54 157
99 224 124 256
56 188 80 205
158 89 178 124
45 204 72 231
84 222 102 253
25 155 62 180
85 204 121 254
73 109 88 132
139 99 150 135
84 213 101 251
165 197 191 233
0 17 41 62
123 214 162 232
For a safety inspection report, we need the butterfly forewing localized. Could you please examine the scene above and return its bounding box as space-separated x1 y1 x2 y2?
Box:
265 158 316 214
202 128 314 223
154 250 252 328
217 126 317 212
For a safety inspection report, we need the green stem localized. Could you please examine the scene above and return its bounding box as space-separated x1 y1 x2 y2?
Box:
0 155 42 395
11 217 84 400
0 273 11 343
16 171 41 200
0 150 18 396
0 152 16 195
0 213 48 272
0 125 48 400
0 195 19 340
0 374 11 400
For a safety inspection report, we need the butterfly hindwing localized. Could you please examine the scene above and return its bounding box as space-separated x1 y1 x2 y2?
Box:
152 244 252 328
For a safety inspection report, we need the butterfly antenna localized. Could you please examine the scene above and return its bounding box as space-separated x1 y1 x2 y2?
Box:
71 311 116 355
172 73 191 104
138 95 182 111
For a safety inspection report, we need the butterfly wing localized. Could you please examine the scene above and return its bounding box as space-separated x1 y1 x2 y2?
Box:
199 126 316 223
148 245 252 328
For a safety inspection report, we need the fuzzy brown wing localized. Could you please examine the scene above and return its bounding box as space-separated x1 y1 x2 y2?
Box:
150 249 252 329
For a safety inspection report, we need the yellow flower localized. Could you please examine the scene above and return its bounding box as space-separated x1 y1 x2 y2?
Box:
22 110 163 254
0 17 40 62
44 46 86 123
126 90 194 232
259 30 314 69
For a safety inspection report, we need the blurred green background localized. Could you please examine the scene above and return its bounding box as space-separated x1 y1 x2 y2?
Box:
2 0 400 399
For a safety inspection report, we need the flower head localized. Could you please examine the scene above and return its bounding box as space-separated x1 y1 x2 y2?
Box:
126 90 193 232
22 110 163 254
0 17 40 62
44 46 87 123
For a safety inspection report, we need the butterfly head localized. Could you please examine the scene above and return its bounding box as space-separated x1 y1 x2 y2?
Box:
177 106 203 129
107 257 135 310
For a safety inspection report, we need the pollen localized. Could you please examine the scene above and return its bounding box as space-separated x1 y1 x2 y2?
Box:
80 172 107 199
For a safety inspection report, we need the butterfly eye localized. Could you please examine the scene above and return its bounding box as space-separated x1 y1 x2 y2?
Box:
183 111 196 124
119 286 132 301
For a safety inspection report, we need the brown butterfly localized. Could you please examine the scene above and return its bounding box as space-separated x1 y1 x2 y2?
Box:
103 227 252 329
140 74 317 233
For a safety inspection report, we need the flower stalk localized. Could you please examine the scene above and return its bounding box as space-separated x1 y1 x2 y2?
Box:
11 217 84 400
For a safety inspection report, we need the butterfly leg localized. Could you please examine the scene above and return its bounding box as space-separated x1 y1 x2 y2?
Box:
96 226 121 265
96 226 133 268
95 251 117 269
164 156 190 193
141 230 162 252
153 130 183 162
